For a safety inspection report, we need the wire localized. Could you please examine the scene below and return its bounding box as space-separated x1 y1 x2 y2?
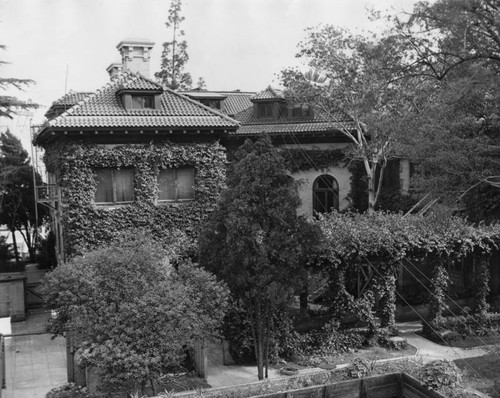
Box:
401 257 494 342
360 255 482 379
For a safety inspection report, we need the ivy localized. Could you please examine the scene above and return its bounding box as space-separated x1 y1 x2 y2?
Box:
43 140 227 256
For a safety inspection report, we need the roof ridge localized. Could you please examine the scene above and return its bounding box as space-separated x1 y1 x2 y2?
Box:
163 86 240 127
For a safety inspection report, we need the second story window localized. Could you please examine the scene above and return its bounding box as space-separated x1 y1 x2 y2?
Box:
257 103 273 118
94 168 134 204
158 167 195 202
200 99 221 110
131 95 155 109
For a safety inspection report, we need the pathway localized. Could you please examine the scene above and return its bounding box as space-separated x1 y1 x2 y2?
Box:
3 310 67 398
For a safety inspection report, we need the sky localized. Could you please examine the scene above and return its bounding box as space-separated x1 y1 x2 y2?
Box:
0 0 420 150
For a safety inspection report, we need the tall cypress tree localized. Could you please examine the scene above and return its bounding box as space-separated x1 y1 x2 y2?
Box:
199 136 313 380
156 0 193 90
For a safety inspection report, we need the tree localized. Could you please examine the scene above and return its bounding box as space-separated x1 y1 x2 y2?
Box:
0 130 44 263
384 1 500 220
1 45 38 118
40 232 228 395
156 0 195 90
199 136 312 380
281 27 422 212
391 0 500 80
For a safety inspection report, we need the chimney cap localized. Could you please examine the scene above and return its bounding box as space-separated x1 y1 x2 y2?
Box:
116 38 155 50
106 62 123 72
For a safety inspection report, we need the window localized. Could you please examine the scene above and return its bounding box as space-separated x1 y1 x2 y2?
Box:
313 174 339 214
200 99 221 110
94 168 134 204
131 95 155 109
257 103 273 118
158 167 195 201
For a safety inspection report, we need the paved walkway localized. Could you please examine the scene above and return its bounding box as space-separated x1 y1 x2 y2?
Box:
396 320 490 363
206 321 494 388
0 314 493 396
3 310 67 398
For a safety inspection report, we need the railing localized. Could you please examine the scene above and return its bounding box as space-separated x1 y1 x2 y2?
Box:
35 184 60 203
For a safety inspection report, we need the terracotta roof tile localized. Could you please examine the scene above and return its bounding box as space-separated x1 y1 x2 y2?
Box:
234 121 354 135
46 72 239 130
253 87 284 101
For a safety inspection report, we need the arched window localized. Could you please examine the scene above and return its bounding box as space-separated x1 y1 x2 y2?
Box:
313 174 339 214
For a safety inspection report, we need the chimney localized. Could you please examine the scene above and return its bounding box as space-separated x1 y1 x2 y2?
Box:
116 38 155 77
106 62 123 79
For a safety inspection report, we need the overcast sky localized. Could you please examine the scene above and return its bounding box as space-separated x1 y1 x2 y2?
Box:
1 0 420 150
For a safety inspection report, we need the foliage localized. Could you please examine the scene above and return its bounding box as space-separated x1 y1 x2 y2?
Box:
425 313 500 343
46 382 94 398
384 2 500 221
281 25 422 212
0 236 14 269
43 140 226 256
0 130 46 262
39 233 229 395
0 45 38 119
347 358 373 379
391 0 500 78
317 211 500 332
426 258 450 330
317 212 500 265
473 256 490 319
418 360 462 392
199 136 315 380
155 0 197 90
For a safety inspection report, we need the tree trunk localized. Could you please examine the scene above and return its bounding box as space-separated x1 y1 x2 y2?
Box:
299 280 308 316
10 228 20 266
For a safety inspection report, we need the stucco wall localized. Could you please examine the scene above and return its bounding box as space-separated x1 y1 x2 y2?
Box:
279 143 352 218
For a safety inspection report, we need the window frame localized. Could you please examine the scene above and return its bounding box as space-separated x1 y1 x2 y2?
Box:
312 174 339 215
131 94 155 109
158 167 195 203
257 102 273 118
94 167 135 205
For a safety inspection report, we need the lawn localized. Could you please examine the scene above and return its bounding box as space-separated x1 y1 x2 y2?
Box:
454 347 500 397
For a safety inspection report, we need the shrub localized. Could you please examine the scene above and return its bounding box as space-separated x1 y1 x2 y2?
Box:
418 360 462 391
46 382 94 398
319 321 365 354
40 233 229 395
347 358 373 379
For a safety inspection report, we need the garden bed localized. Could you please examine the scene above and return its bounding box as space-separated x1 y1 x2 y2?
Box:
297 344 418 369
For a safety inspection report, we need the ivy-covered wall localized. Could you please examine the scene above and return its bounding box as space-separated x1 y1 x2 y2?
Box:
44 140 227 256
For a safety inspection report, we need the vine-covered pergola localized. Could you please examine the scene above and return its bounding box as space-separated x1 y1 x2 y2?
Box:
316 212 500 330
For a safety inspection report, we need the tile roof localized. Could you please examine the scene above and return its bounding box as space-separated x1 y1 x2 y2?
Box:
235 121 353 135
50 91 94 106
252 87 284 101
181 90 255 117
42 72 239 131
230 97 353 136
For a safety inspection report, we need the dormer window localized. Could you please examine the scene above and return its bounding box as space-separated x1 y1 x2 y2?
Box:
200 99 221 110
131 95 155 109
257 103 273 118
291 104 313 118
